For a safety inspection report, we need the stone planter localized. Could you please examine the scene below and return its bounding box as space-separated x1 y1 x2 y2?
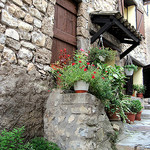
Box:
125 68 134 76
135 111 142 121
125 112 135 124
74 80 89 93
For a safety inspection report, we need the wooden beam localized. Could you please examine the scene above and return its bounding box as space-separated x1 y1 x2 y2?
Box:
121 40 136 44
113 17 139 42
120 43 139 59
91 22 113 44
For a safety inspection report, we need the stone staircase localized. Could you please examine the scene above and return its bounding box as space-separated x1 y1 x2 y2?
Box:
116 98 150 150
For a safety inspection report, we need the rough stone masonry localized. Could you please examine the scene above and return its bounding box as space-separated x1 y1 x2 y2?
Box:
44 90 114 150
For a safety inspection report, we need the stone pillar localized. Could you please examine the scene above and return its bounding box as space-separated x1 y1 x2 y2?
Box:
44 89 114 150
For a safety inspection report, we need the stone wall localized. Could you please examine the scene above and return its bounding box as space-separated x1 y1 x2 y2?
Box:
0 0 55 138
44 89 114 150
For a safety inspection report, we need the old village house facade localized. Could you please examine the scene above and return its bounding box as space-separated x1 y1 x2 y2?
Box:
0 0 150 149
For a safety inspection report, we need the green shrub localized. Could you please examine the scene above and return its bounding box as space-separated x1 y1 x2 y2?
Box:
30 137 60 150
0 127 60 150
0 126 26 150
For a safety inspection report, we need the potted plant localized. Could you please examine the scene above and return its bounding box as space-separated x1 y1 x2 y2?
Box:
57 49 99 93
133 84 146 98
51 48 71 70
88 47 116 65
124 64 138 76
130 100 143 121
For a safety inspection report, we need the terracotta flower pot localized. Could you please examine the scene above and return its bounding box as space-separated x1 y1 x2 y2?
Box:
125 112 135 124
137 93 143 98
135 111 142 121
107 111 121 121
74 80 89 93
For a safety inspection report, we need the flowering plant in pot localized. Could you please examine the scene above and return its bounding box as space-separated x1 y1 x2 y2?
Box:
51 48 71 70
57 49 102 93
88 47 116 65
133 84 146 98
124 64 138 76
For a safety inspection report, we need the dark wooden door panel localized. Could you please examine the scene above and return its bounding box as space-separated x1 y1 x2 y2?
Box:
51 0 77 63
51 38 76 63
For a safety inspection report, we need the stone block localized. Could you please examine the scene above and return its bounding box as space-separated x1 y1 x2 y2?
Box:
33 0 48 13
1 9 18 28
23 0 32 5
0 33 6 44
31 32 46 47
112 124 120 131
18 21 33 32
45 36 52 50
6 3 26 19
27 63 36 72
41 17 53 37
18 47 33 60
5 29 19 41
34 18 42 28
68 115 75 123
0 2 4 8
11 0 23 6
19 31 31 41
0 24 6 33
77 27 89 38
49 0 56 5
29 8 42 20
0 43 4 51
6 37 21 50
24 14 33 24
34 48 51 64
47 3 55 17
2 47 17 63
1 0 6 3
21 41 35 50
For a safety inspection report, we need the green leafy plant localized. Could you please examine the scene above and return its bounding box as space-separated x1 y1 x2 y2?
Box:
88 47 116 65
124 64 138 71
133 84 146 93
30 137 60 150
130 100 143 113
0 126 30 150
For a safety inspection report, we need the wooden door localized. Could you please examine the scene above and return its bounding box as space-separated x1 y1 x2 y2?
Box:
136 8 145 37
51 0 77 63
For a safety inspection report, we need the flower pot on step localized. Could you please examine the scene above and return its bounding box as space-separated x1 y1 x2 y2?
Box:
137 93 143 98
125 112 135 124
107 111 121 121
74 80 89 93
135 111 142 121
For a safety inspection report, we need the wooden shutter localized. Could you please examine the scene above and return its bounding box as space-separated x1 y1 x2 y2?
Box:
136 8 145 37
51 0 77 63
118 0 124 16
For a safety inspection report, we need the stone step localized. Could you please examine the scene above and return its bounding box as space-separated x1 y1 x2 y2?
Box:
141 110 150 119
116 144 150 150
144 105 150 110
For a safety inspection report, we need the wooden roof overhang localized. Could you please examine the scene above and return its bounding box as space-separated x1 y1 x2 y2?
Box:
90 11 143 59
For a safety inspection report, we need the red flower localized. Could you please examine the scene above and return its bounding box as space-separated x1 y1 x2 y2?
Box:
92 64 95 67
105 71 108 73
64 48 66 51
79 61 82 63
94 71 96 74
87 62 90 65
58 77 60 80
84 68 87 71
92 75 95 79
48 90 51 92
72 63 76 66
80 48 84 52
68 54 70 57
57 71 59 73
59 74 62 76
102 77 105 79
97 67 99 69
60 50 63 52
